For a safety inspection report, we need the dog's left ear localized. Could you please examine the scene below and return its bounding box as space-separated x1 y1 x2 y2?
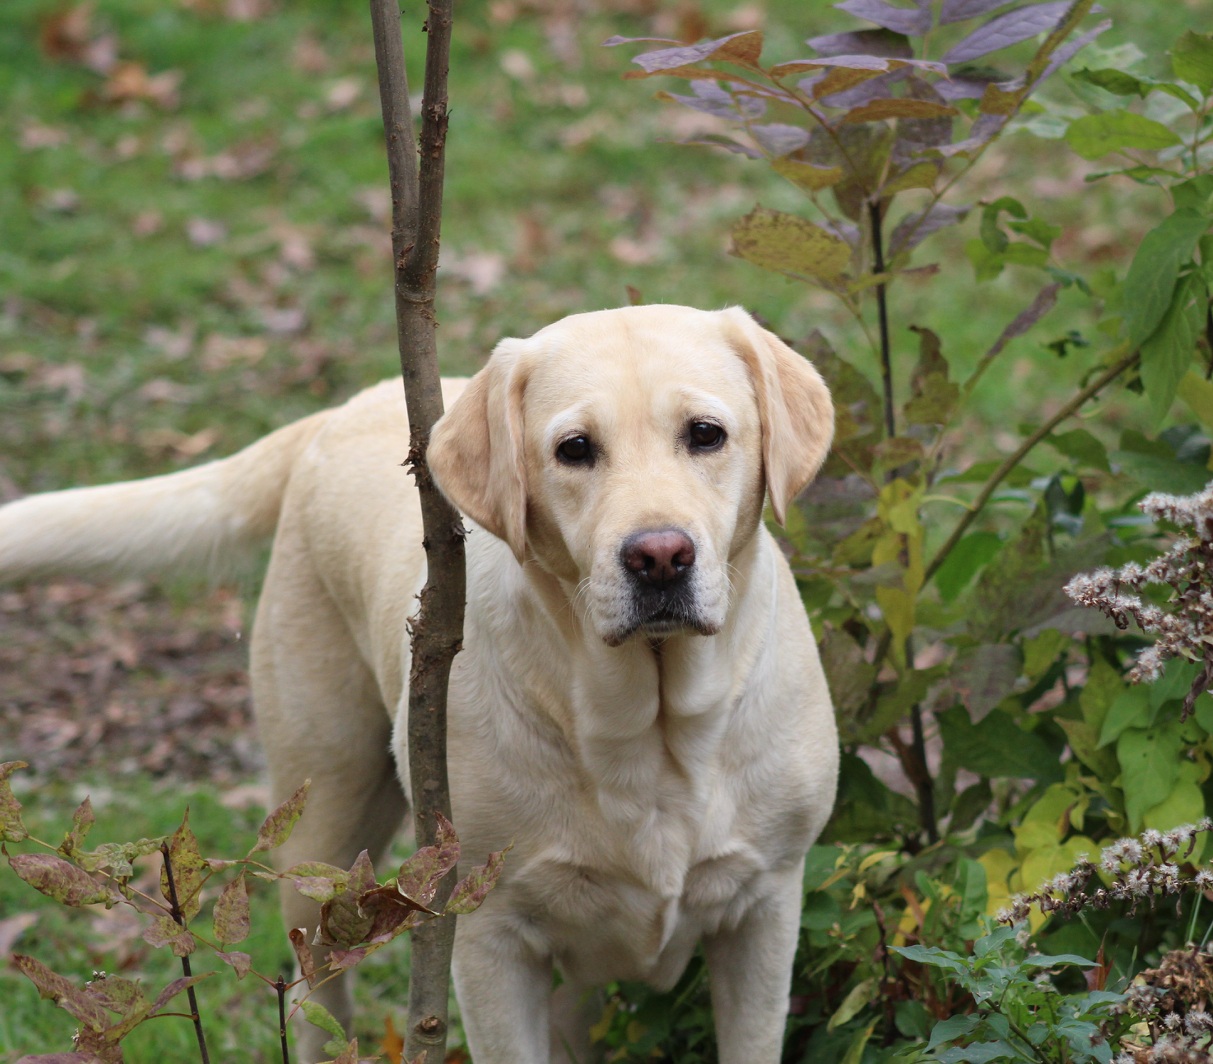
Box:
428 339 529 562
723 307 835 526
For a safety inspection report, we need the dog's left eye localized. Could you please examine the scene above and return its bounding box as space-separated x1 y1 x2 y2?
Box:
556 435 594 464
687 422 725 451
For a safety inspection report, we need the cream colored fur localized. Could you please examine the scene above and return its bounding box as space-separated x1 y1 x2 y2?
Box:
0 305 838 1064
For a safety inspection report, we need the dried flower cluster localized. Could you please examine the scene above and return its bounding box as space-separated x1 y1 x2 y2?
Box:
996 822 1213 926
1112 945 1213 1063
1065 485 1213 713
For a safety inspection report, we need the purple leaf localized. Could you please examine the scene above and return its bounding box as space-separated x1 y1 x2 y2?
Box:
397 814 460 905
835 0 932 36
941 1 1072 65
939 0 1017 23
889 202 970 255
808 28 912 59
602 35 682 47
750 123 812 156
216 950 253 979
627 31 764 75
684 134 762 159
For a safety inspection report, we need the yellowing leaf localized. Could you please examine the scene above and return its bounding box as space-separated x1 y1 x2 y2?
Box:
731 207 851 285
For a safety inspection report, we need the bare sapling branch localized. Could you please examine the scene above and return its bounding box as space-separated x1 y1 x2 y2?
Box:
368 0 464 1061
161 841 211 1064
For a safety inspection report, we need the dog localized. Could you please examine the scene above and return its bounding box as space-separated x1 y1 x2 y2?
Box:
0 304 838 1063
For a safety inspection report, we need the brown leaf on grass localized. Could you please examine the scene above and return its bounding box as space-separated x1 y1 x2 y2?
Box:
201 334 267 370
98 62 182 110
39 4 118 74
176 140 275 181
185 217 227 247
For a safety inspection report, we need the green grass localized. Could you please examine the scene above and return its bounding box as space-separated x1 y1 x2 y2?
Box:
0 0 1207 1059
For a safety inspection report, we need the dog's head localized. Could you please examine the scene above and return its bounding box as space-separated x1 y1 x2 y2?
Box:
428 305 833 646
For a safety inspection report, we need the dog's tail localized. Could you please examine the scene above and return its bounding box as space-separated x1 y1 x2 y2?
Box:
0 411 329 583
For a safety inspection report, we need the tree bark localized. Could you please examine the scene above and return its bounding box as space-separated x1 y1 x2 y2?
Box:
368 2 463 1062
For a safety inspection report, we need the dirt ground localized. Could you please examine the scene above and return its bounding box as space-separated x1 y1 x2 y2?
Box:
0 580 263 783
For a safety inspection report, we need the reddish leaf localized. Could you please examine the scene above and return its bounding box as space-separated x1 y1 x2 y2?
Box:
888 203 970 256
836 0 932 35
331 1038 360 1064
808 28 912 59
9 853 119 908
0 760 29 843
85 972 147 1014
289 926 318 986
397 817 460 907
213 872 250 945
160 813 206 922
941 1 1071 64
360 884 432 944
142 914 196 957
624 30 764 77
317 851 378 948
249 780 310 855
841 98 958 124
771 55 946 79
148 973 214 1017
444 848 508 916
217 950 253 979
327 946 369 971
12 955 109 1031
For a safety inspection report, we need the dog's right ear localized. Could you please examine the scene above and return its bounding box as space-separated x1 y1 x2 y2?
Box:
428 339 529 563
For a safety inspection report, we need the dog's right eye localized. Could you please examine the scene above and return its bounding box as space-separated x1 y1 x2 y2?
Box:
556 435 593 464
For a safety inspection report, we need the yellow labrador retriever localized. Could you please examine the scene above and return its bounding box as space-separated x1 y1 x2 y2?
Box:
0 304 838 1063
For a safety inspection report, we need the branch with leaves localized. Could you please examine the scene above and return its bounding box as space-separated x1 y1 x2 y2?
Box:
0 761 504 1063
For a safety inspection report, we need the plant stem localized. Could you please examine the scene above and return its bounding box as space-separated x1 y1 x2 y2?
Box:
923 343 1140 586
369 0 462 1060
277 975 291 1064
870 200 897 440
161 843 210 1064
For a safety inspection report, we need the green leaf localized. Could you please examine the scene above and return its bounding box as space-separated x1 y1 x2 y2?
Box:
0 760 29 843
250 780 310 855
828 977 877 1031
1098 685 1152 747
1140 271 1208 423
1123 209 1205 349
300 998 348 1046
1073 67 1151 98
1064 110 1184 160
939 706 1064 782
1172 30 1213 93
1118 722 1185 831
1046 427 1110 472
731 207 852 285
933 532 1003 604
1142 761 1206 854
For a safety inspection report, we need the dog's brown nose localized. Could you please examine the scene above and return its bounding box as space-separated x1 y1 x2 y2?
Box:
621 529 696 589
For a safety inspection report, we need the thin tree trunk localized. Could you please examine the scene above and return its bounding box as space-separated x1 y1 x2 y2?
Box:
368 2 464 1062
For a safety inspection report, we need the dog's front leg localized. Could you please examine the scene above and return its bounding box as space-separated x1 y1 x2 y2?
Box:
702 863 804 1063
451 913 554 1064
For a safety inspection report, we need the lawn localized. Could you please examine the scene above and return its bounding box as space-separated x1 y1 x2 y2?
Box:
0 0 1207 1060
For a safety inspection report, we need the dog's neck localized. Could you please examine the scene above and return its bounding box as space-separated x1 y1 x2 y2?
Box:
501 531 776 879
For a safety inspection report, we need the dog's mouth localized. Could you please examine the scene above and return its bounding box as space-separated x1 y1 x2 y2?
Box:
602 600 718 647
